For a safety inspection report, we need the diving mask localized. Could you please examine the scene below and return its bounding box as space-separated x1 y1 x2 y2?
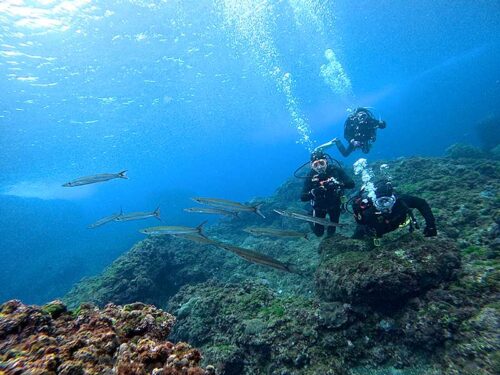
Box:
356 112 368 123
374 195 396 213
311 158 327 173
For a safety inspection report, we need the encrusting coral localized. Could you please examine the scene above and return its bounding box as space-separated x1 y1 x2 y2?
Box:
0 300 213 375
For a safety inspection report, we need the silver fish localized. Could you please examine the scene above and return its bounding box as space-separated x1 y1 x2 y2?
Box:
184 207 239 217
243 227 309 240
273 209 346 228
139 221 207 236
176 234 298 274
88 210 122 229
191 197 265 218
172 233 219 245
62 170 128 187
215 242 298 274
115 207 161 222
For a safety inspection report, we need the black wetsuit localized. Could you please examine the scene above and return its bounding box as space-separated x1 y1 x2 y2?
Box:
352 194 436 238
336 115 386 157
301 165 355 237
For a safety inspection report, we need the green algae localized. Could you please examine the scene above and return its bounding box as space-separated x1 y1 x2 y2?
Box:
350 366 442 375
258 300 286 318
462 245 488 258
41 301 67 318
211 343 237 354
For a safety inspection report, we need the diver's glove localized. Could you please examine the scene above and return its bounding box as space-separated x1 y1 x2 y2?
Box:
325 177 342 191
378 120 386 129
423 226 437 237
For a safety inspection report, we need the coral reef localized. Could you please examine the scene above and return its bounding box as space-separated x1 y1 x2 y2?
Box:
61 154 499 375
0 299 212 374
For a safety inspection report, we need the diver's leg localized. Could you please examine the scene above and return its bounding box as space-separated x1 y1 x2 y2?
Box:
335 141 354 157
312 208 326 237
352 224 368 239
326 206 341 236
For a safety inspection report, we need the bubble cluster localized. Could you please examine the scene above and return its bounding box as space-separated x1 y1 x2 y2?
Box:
379 163 392 181
216 0 312 149
353 158 376 200
288 0 331 34
320 48 354 102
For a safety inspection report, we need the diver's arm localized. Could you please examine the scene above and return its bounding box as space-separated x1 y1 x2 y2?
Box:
352 201 366 225
400 195 436 229
300 176 315 201
336 168 355 189
368 117 386 129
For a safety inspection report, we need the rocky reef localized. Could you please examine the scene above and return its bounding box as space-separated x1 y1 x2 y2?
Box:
63 215 318 309
476 115 500 153
22 152 500 374
168 281 323 374
63 236 216 308
316 235 461 306
0 299 213 374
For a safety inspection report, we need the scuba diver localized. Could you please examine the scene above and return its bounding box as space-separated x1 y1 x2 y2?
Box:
316 107 386 157
351 180 437 245
300 150 355 237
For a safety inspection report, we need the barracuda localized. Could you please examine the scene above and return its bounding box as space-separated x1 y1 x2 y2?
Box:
62 170 128 187
191 197 265 218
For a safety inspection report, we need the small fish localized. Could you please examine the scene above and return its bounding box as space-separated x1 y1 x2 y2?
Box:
273 209 346 228
115 207 161 222
191 197 265 218
88 209 122 229
243 227 309 240
139 221 207 236
62 170 128 187
184 207 239 218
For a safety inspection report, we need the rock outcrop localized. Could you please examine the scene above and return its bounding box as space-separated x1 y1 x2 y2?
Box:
315 235 461 306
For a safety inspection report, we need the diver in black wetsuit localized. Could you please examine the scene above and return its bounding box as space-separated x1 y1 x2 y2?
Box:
351 180 437 244
300 151 355 237
316 107 386 157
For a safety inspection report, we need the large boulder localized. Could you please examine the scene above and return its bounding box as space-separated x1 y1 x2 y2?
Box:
315 235 461 306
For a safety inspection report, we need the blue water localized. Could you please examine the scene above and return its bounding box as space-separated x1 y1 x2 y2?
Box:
0 0 499 304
